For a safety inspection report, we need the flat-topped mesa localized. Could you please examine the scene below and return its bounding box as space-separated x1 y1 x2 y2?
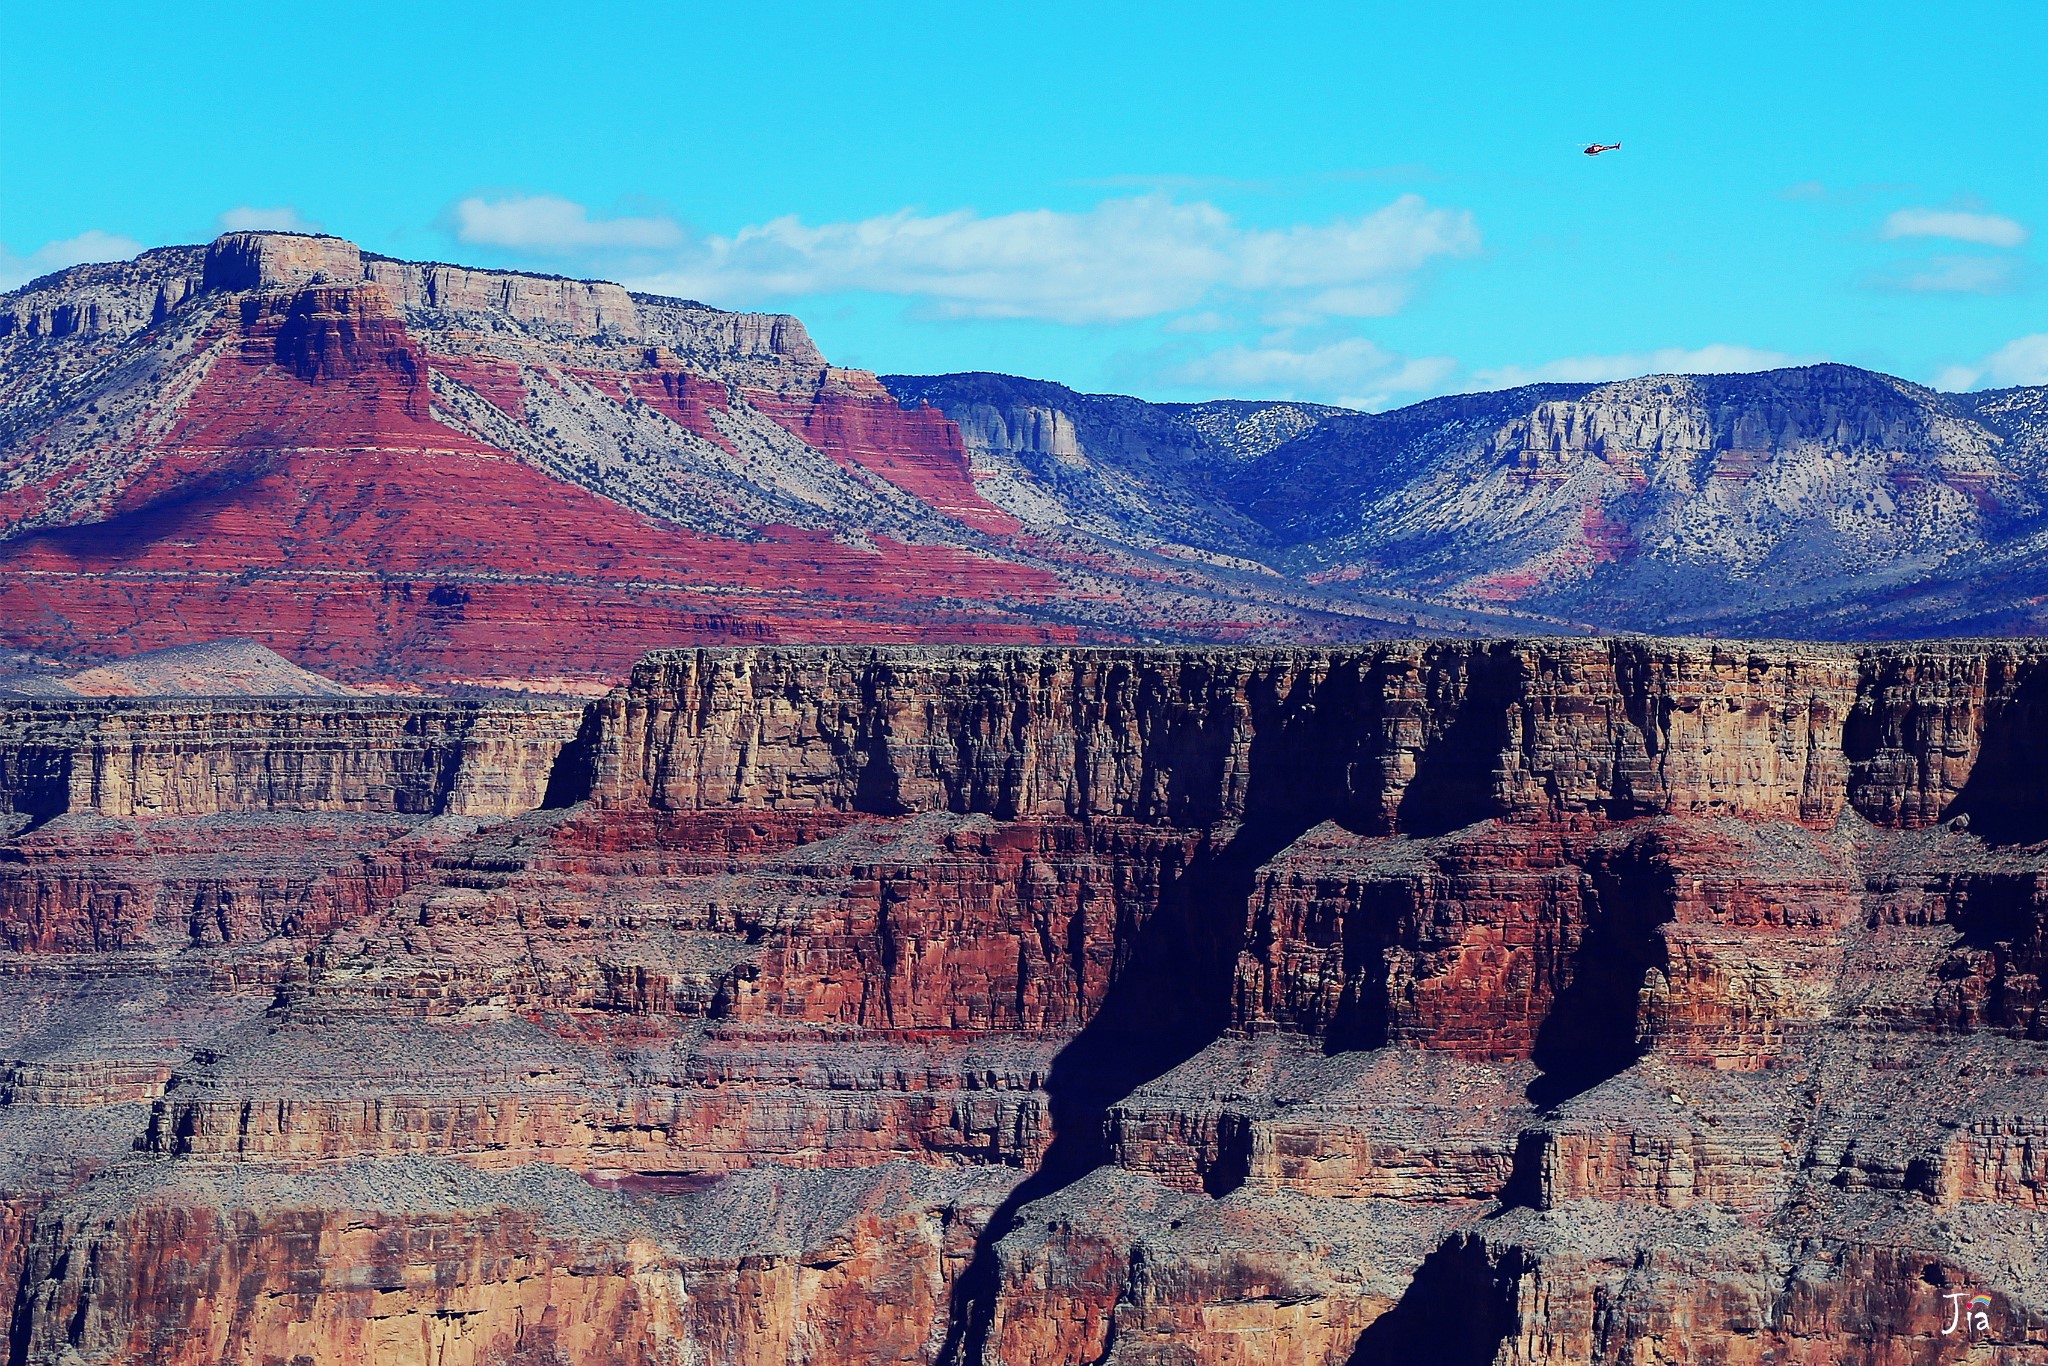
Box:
366 258 642 337
0 232 1039 686
188 231 824 362
199 230 643 337
586 639 2048 831
0 697 585 821
0 231 827 371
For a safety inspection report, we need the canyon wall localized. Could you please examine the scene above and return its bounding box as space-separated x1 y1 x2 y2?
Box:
591 639 2048 830
0 641 2044 1363
0 695 584 820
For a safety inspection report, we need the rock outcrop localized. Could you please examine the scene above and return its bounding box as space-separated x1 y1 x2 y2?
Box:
0 639 2044 1363
0 694 583 821
0 638 361 698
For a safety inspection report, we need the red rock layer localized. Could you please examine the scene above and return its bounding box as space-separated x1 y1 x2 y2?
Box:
749 374 1022 536
0 814 447 952
2 642 2047 1364
0 275 1074 686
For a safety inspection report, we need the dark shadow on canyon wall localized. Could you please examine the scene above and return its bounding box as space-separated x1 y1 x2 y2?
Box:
1941 869 2048 1036
1526 844 1675 1110
1346 1233 1521 1366
1393 648 1520 838
1322 881 1413 1054
540 706 603 809
1945 665 2048 845
937 814 1313 1366
1495 1128 1550 1211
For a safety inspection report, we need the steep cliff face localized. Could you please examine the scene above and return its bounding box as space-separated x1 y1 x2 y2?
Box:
0 695 584 819
0 641 2044 1364
0 696 582 955
588 640 2048 830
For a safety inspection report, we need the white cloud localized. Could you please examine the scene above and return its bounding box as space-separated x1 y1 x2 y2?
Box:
1890 254 2018 295
1936 335 2048 391
1880 207 2028 248
452 195 686 253
1165 337 1457 410
469 191 1477 326
1470 344 1816 390
217 205 321 233
0 230 145 291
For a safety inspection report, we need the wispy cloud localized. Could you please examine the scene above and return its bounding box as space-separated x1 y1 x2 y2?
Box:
452 194 685 253
0 230 145 291
1070 172 1276 194
1164 337 1456 410
453 191 1479 326
1935 335 2048 391
1880 207 2028 248
217 205 322 234
1469 344 1816 390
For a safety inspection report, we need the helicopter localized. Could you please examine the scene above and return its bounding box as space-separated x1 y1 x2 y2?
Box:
1582 142 1622 156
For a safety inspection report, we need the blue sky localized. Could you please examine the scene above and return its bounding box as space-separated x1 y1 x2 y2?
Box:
5 1 2044 408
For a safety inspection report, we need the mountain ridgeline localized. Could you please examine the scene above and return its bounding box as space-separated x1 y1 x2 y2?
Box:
884 368 2048 638
2 231 2045 688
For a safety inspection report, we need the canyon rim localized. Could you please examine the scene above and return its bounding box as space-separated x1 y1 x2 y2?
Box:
2 211 2046 1364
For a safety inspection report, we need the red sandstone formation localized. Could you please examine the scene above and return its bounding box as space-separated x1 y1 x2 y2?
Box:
7 233 1464 690
0 236 1093 688
0 639 2044 1363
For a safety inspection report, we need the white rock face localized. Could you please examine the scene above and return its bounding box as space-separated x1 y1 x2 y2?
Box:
367 259 642 337
202 232 363 290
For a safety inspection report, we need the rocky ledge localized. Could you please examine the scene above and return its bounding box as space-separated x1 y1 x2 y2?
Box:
0 640 2043 1364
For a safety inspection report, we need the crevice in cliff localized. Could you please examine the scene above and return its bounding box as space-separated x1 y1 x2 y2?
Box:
1393 647 1521 837
1496 1128 1550 1211
1345 1232 1521 1366
1527 844 1675 1108
1323 879 1412 1053
1945 664 2048 844
539 705 603 809
3 1241 38 1366
937 813 1313 1365
1200 1112 1255 1198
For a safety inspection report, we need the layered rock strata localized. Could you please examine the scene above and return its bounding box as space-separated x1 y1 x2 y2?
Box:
0 640 2045 1363
6 234 1452 689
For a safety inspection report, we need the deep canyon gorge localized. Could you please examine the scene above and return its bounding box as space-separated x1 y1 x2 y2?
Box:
0 640 2043 1363
5 230 2048 1363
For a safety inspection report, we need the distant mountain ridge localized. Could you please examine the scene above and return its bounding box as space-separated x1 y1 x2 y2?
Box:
4 231 2046 690
886 366 2048 636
